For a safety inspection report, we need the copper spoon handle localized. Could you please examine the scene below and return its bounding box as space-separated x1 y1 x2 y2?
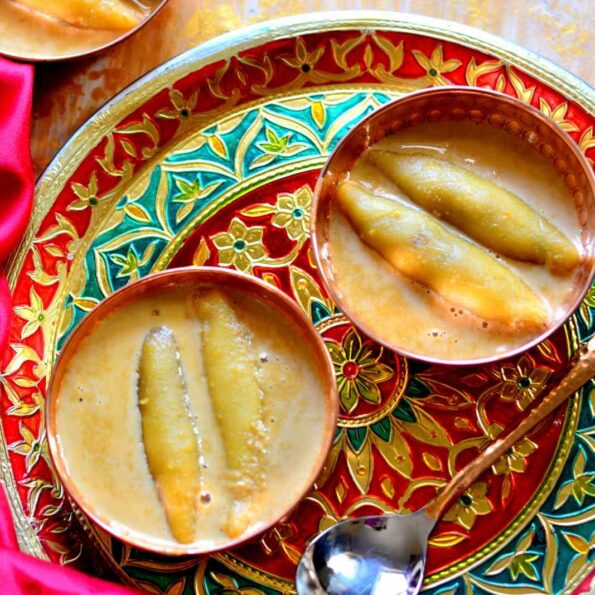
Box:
424 337 595 521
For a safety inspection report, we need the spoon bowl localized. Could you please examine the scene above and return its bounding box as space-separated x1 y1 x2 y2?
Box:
296 510 435 595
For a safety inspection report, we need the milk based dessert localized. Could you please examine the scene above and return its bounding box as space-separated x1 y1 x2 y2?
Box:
55 286 328 548
328 120 583 360
0 0 156 59
15 0 149 31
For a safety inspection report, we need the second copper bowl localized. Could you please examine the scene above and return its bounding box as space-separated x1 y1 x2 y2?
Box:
312 87 595 365
46 267 337 556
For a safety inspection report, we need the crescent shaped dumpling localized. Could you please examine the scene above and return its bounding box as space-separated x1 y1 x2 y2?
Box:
194 289 266 538
17 0 143 31
336 180 550 329
366 150 580 274
138 327 201 544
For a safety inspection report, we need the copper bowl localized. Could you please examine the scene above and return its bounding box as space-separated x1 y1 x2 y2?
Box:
46 266 337 555
312 87 595 365
0 0 167 62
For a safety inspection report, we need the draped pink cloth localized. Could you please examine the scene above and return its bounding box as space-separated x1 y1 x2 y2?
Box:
0 56 34 355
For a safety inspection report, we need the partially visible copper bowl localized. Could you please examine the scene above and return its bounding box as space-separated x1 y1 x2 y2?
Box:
312 87 595 366
0 0 167 62
46 266 337 556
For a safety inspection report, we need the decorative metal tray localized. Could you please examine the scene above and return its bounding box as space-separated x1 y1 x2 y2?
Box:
3 12 595 594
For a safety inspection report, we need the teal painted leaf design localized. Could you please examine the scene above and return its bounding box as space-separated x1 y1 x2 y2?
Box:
510 553 540 581
554 481 574 510
406 376 432 398
485 553 514 576
174 177 201 202
393 399 417 423
573 447 586 477
259 127 290 153
515 526 535 554
370 417 391 441
109 247 139 279
173 176 222 203
310 300 331 324
571 474 595 504
346 427 368 453
124 202 151 223
249 153 276 170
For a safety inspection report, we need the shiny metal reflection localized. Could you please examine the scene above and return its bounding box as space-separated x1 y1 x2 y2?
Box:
296 510 435 595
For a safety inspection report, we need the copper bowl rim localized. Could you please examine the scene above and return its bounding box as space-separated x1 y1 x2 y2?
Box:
0 0 168 62
45 266 338 556
311 86 595 366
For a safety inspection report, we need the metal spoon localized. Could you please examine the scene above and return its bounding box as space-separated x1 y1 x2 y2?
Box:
296 337 595 595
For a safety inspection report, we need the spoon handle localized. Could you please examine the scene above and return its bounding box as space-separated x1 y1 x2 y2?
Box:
424 336 595 522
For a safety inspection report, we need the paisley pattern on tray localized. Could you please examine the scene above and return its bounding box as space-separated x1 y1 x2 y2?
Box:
3 21 595 594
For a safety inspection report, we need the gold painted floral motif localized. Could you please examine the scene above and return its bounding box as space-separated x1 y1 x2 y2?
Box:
465 57 503 87
492 436 537 475
14 288 46 339
251 127 308 169
281 38 324 75
443 482 493 530
212 218 267 273
69 172 99 211
260 522 301 564
8 423 48 475
331 34 412 87
7 422 60 519
554 447 595 509
3 343 44 382
34 213 81 258
538 98 579 133
507 67 535 103
326 328 394 414
172 175 222 223
247 36 361 96
271 186 312 243
485 527 539 581
496 355 551 411
412 46 462 86
157 88 199 122
110 247 138 281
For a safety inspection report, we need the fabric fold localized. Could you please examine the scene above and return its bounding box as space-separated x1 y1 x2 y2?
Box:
0 56 34 266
